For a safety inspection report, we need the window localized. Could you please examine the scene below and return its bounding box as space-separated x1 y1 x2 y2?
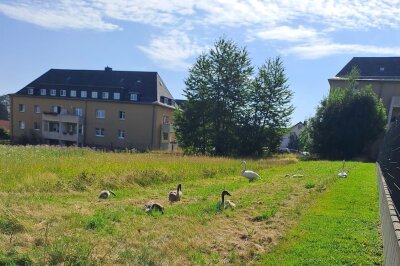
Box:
119 111 125 120
52 105 60 113
92 91 98 98
34 122 40 130
34 105 40 113
113 92 120 100
130 93 137 101
162 132 169 142
96 109 105 119
50 89 56 96
81 91 87 98
60 90 66 96
28 88 34 95
74 107 83 117
40 89 46 95
118 129 125 139
162 115 169 124
102 92 109 99
70 90 76 97
95 128 105 137
19 104 25 112
19 121 25 129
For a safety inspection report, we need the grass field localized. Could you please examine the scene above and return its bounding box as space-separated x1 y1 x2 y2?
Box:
0 145 382 265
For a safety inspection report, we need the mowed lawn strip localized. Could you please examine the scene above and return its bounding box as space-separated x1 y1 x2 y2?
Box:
260 162 383 265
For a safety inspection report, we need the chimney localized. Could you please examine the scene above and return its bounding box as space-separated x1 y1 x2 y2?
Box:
105 66 112 71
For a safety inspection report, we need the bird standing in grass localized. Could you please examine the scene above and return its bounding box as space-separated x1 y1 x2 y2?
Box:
144 201 164 214
338 160 348 178
241 161 260 182
168 184 182 203
218 190 236 209
98 190 116 199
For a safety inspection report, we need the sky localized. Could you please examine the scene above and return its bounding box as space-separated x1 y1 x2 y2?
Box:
0 0 400 124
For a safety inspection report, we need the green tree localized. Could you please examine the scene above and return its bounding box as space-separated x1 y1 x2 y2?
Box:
308 70 386 159
241 58 294 155
175 38 253 155
175 38 294 156
0 95 9 120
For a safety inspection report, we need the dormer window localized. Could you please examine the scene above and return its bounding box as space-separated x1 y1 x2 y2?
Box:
113 92 120 100
40 89 46 96
130 93 138 101
81 91 87 98
70 90 76 97
60 90 66 96
28 88 34 95
102 92 109 99
50 89 56 96
92 91 98 98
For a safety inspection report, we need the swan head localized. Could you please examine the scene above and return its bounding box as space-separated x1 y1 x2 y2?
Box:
222 190 231 197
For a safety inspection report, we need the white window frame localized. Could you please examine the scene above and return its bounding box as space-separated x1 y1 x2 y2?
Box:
95 128 105 137
34 122 40 130
113 92 120 100
118 129 125 139
102 92 109 99
81 91 87 98
70 90 76 97
40 89 46 96
119 111 125 120
96 109 105 119
75 107 83 117
34 105 40 113
50 89 56 96
60 90 66 97
130 93 137 101
19 104 25 112
28 88 34 95
19 121 25 129
92 91 98 99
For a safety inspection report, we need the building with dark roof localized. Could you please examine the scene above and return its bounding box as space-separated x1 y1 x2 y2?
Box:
10 67 178 150
329 57 400 123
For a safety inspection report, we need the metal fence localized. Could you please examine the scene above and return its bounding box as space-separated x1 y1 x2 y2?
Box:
379 120 400 214
378 120 400 265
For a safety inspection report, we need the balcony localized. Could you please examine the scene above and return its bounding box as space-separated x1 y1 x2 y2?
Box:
42 112 83 123
161 123 175 133
42 131 82 142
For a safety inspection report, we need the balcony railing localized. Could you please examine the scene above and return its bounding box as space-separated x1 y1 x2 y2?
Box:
42 112 83 123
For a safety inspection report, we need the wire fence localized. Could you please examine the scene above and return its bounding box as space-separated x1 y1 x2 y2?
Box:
378 120 400 216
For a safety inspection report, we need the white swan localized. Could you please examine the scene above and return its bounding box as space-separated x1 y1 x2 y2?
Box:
241 161 260 181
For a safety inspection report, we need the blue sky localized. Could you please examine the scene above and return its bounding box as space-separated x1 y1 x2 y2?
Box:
1 0 400 123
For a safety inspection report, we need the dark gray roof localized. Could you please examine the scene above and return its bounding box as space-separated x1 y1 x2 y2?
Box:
336 57 400 79
14 67 175 105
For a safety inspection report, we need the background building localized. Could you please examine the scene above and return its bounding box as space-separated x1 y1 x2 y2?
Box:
10 67 177 150
329 57 400 123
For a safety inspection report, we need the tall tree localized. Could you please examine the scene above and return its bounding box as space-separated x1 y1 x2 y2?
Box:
175 38 253 155
241 58 294 155
0 95 10 120
308 69 386 159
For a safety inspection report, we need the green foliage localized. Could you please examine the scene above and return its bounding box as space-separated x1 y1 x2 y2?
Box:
175 38 293 156
307 68 386 159
0 215 24 235
0 94 9 120
0 127 9 140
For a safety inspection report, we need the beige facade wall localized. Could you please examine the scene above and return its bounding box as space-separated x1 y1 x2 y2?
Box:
328 78 400 113
11 95 176 150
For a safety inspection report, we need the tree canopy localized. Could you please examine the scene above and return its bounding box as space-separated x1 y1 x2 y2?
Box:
175 38 294 156
305 69 386 159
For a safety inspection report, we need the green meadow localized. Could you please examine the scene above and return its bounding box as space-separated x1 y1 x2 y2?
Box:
0 146 382 265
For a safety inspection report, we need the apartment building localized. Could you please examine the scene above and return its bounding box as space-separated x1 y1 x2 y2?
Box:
10 67 177 150
329 57 400 124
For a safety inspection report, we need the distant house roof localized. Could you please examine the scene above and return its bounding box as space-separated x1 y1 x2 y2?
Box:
13 67 175 106
336 57 400 80
0 120 10 131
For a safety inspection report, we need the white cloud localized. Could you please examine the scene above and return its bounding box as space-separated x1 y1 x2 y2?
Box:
0 1 119 31
282 41 400 59
138 31 206 71
253 26 319 42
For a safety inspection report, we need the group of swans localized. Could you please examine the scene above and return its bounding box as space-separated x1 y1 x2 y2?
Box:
98 161 261 213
